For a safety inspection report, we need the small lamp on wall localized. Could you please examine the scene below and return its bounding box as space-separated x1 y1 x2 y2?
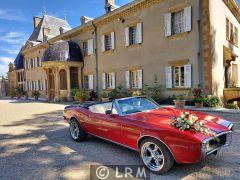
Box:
118 17 125 23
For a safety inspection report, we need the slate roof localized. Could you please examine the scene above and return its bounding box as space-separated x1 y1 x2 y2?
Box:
28 15 71 43
13 15 72 71
42 41 83 62
14 52 24 70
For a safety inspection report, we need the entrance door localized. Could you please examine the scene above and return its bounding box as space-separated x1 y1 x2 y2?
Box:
49 73 55 101
70 67 79 89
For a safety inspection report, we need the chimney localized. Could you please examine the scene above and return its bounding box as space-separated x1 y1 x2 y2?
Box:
80 16 93 25
33 16 42 29
105 0 118 13
59 27 71 35
43 27 51 41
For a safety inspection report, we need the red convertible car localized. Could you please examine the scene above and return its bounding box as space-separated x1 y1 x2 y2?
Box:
63 96 233 174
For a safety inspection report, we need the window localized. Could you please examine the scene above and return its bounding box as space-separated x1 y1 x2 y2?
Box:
102 33 114 52
226 18 238 46
172 10 184 35
38 80 41 91
125 70 143 89
165 64 192 88
37 57 40 67
226 18 230 40
104 34 112 51
84 75 89 89
164 6 191 37
234 27 238 45
83 41 88 56
102 72 115 89
83 39 94 56
129 26 137 45
173 66 185 87
125 23 142 46
84 75 94 90
30 59 33 68
59 69 67 90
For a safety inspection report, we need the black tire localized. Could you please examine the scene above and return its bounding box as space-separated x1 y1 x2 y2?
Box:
69 118 87 142
139 138 174 174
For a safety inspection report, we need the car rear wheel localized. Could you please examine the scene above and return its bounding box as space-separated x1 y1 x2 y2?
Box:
69 118 87 142
140 138 174 174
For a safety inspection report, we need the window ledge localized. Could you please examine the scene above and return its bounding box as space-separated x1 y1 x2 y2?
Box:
167 32 189 40
84 54 93 58
226 39 238 48
127 43 142 49
167 88 191 91
102 49 115 54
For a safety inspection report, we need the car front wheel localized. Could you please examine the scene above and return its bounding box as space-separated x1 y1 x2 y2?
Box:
140 138 174 174
69 118 87 142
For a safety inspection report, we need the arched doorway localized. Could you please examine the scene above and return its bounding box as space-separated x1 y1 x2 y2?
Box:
70 67 79 89
59 69 67 90
49 69 55 101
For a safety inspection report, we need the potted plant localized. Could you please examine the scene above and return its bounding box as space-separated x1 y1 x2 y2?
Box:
174 94 185 109
74 89 87 103
193 97 204 108
191 88 205 108
71 88 79 101
100 92 109 102
32 90 41 101
23 91 29 100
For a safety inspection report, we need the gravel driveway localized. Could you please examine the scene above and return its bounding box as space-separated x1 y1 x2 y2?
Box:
0 99 239 180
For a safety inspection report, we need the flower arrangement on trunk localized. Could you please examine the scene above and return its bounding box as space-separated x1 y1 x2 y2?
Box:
171 112 218 141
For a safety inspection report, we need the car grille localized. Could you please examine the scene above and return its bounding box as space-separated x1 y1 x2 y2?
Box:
208 134 227 149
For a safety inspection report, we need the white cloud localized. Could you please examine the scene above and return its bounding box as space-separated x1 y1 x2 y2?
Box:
0 8 27 21
0 31 25 45
0 57 14 76
0 47 19 55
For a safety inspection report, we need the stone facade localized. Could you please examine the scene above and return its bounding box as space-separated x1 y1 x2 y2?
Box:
8 0 240 103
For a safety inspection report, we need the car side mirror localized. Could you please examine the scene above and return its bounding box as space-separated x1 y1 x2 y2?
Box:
105 109 112 115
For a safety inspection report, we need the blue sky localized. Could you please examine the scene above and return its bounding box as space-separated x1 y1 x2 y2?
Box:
0 0 131 76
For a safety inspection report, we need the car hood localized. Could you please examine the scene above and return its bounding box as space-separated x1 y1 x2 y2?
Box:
127 107 232 140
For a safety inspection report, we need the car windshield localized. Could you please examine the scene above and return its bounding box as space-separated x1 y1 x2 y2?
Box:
118 97 159 115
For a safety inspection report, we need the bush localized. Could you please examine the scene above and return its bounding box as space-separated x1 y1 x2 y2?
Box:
141 84 164 103
191 88 204 98
175 94 185 100
9 88 16 98
31 91 41 99
226 103 238 110
108 85 131 100
74 89 87 102
204 95 221 107
89 90 98 101
71 88 79 97
100 92 109 98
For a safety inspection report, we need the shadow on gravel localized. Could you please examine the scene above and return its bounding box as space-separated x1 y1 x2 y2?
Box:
0 110 239 179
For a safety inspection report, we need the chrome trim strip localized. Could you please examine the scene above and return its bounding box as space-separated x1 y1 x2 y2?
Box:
88 132 138 151
228 123 234 131
206 147 221 156
137 135 177 161
202 131 232 144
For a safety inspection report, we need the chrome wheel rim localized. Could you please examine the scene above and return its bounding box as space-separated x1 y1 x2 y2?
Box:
70 121 79 139
141 142 164 171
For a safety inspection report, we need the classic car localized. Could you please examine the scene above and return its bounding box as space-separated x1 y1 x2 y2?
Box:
63 96 233 174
